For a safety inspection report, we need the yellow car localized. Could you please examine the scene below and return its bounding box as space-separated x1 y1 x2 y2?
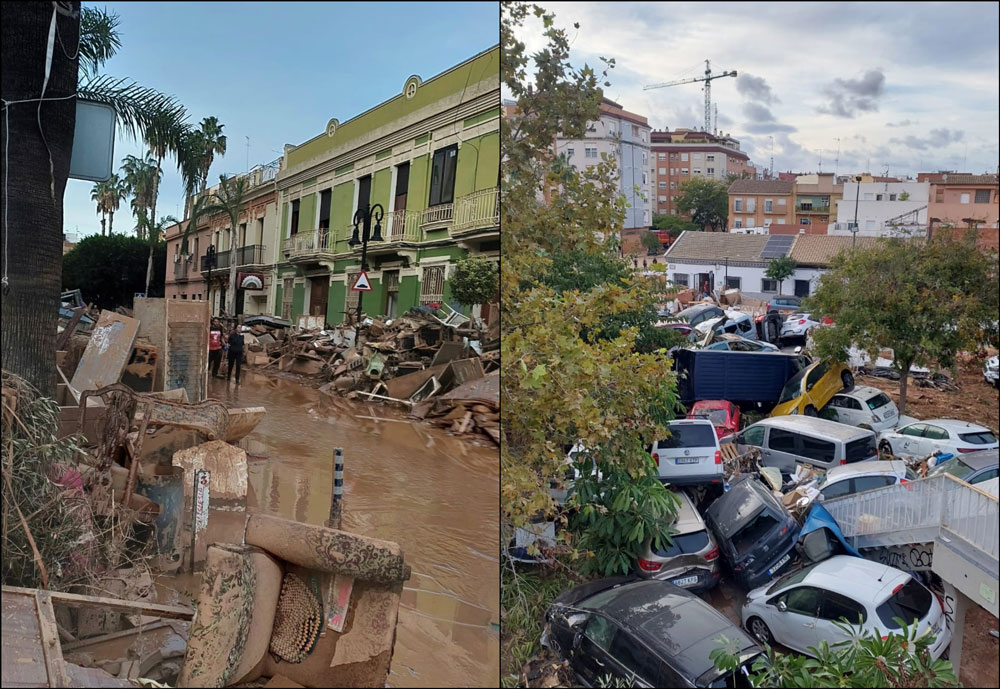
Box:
771 360 854 417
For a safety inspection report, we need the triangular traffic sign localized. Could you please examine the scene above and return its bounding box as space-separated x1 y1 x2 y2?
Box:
351 271 373 292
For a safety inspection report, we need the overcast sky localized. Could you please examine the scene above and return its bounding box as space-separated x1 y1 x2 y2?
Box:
509 2 999 180
64 1 498 240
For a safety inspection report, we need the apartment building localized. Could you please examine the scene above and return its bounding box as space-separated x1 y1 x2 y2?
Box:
651 129 754 217
792 173 842 233
274 46 500 325
557 98 652 230
919 173 999 231
163 160 281 315
832 180 929 237
727 179 795 230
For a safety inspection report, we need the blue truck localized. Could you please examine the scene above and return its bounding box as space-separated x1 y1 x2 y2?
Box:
673 349 810 409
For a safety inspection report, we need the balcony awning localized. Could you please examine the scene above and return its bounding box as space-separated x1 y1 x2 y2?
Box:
238 272 265 290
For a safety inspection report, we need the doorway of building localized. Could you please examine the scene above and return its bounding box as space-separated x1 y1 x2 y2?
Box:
383 270 399 318
310 276 329 322
794 279 810 297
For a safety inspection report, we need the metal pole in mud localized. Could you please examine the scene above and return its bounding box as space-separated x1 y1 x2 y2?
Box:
328 447 344 529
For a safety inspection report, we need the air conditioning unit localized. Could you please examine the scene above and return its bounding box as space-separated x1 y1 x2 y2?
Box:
173 254 180 263
186 253 194 262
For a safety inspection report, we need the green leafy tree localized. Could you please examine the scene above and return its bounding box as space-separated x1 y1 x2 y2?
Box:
197 116 228 194
765 255 797 295
90 176 126 236
502 2 681 578
120 153 160 239
640 230 662 254
675 177 729 231
450 256 499 309
62 234 167 308
710 618 958 688
651 214 698 238
204 174 250 315
807 235 999 415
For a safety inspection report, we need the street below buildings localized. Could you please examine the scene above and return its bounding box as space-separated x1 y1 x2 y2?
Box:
176 371 499 687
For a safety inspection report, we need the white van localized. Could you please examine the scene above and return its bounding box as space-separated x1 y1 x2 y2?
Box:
726 416 878 473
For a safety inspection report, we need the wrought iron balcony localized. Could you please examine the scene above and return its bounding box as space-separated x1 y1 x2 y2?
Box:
453 187 500 232
201 244 266 271
420 203 454 229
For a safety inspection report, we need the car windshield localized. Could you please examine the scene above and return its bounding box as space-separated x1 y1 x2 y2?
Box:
876 579 931 629
778 368 809 403
692 409 729 426
866 392 892 410
730 510 780 557
652 530 711 557
939 459 976 480
659 424 718 449
959 431 997 445
766 561 821 594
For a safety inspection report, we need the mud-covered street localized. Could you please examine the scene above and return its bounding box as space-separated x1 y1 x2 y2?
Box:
190 372 499 687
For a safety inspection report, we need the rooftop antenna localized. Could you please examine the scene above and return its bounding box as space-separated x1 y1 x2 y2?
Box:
769 136 774 179
834 137 841 177
245 136 250 173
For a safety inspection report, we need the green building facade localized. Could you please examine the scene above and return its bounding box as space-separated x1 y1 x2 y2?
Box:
273 46 500 326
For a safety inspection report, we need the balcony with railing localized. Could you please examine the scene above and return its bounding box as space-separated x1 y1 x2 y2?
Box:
201 244 267 272
420 203 454 230
173 258 190 281
282 230 334 259
796 203 831 213
453 187 500 233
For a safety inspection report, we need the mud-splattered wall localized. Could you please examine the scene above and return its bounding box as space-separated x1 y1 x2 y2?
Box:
164 300 209 402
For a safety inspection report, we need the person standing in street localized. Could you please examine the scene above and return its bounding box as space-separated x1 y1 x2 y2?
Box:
208 319 224 378
226 326 244 384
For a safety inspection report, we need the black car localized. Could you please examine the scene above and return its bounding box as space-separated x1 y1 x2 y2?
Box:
542 577 764 688
704 475 800 590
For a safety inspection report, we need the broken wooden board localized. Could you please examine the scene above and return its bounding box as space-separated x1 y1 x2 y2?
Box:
3 586 195 621
164 299 210 403
2 587 71 688
430 341 466 366
439 371 499 407
69 310 140 398
383 362 450 400
133 297 168 391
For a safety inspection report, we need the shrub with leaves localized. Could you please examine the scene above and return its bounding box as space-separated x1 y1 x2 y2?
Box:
765 255 797 295
450 256 499 308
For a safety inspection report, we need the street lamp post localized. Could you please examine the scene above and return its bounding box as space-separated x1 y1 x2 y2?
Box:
348 203 384 347
852 175 862 248
205 245 217 315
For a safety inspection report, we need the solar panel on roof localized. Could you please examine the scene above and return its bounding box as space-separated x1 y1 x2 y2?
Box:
760 234 794 259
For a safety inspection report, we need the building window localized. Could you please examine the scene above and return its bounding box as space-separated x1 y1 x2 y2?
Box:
282 278 294 320
866 219 876 231
658 153 666 160
658 167 666 175
747 198 756 212
734 219 742 228
693 152 702 160
659 181 667 189
345 272 360 310
694 168 702 175
673 273 689 287
761 278 778 293
671 209 677 216
801 217 812 225
290 199 300 236
429 144 458 206
681 168 689 175
658 195 666 202
670 182 676 189
725 276 741 290
642 152 648 165
707 154 715 161
642 172 648 184
776 218 786 224
764 218 773 227
585 146 598 158
567 147 574 158
632 125 640 137
764 199 773 213
974 189 989 203
778 197 786 206
670 153 678 161
889 194 897 201
876 194 884 201
864 193 874 200
420 265 446 304
707 167 715 175
318 188 332 235
681 153 689 161
734 199 743 211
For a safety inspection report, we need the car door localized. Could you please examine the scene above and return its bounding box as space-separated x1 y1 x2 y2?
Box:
803 362 831 409
735 424 766 455
824 395 849 424
574 614 620 685
764 428 800 473
814 592 868 649
921 424 950 455
896 423 927 456
767 586 823 654
606 629 665 688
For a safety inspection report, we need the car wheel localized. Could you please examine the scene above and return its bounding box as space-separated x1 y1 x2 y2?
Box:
859 423 873 431
804 405 818 417
747 616 775 646
879 440 894 457
841 370 855 390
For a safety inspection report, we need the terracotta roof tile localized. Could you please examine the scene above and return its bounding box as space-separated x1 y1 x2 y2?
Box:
664 231 770 262
728 179 794 194
788 235 888 266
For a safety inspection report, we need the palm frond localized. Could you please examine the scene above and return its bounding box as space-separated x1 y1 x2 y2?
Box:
79 7 122 79
77 75 187 141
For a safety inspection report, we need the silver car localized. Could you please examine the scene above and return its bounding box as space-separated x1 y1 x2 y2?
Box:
637 490 720 592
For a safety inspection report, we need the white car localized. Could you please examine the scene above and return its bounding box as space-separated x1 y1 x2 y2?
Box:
780 313 821 341
693 310 756 338
878 419 999 459
819 385 900 432
985 355 999 387
742 555 951 660
651 419 725 487
816 460 915 501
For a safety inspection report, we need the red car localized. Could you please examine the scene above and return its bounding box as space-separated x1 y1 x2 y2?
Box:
686 400 741 440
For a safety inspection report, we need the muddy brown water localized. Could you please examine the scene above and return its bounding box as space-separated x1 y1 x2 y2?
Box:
163 372 499 687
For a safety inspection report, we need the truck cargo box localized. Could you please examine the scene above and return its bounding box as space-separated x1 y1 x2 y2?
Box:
674 349 810 408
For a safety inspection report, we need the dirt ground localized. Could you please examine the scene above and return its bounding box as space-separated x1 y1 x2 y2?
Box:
860 354 999 433
960 603 1000 688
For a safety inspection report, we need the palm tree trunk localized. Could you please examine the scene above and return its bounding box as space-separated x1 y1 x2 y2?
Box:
227 219 238 315
1 2 80 396
108 209 115 234
101 213 106 236
145 245 154 296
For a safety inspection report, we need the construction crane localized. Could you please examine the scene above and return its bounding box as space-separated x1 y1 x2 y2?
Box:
644 60 737 135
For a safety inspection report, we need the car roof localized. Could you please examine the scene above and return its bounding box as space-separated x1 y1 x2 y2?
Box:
668 418 716 427
672 490 707 535
796 555 909 602
677 304 723 318
704 478 778 535
754 415 874 442
593 581 755 680
822 459 908 483
915 419 993 434
835 385 888 401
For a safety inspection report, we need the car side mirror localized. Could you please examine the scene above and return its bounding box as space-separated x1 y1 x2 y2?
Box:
572 631 583 650
794 346 803 354
776 601 787 613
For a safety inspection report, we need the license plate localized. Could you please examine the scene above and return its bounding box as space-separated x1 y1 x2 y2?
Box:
885 409 896 418
675 457 700 465
768 553 791 576
673 575 698 587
